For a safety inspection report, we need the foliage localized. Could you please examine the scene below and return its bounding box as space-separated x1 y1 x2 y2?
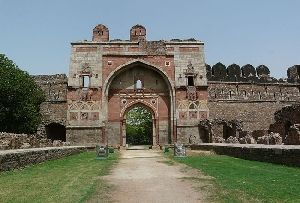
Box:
0 54 45 134
126 106 152 145
0 152 118 203
173 153 300 202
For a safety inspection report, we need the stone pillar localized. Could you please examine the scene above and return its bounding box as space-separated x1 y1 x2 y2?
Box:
122 119 126 147
152 118 157 145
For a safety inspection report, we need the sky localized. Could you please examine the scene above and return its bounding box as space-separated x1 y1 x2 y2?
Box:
0 0 299 79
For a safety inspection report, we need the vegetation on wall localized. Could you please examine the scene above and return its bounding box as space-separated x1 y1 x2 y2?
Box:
126 106 152 145
0 54 45 134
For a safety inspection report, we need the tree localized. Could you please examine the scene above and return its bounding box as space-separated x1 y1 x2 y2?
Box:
126 106 152 145
0 54 45 134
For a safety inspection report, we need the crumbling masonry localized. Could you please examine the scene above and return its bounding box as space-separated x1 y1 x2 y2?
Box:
7 24 300 148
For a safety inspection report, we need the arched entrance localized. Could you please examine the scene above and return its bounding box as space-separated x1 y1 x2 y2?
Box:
124 104 155 146
45 123 66 142
104 60 174 147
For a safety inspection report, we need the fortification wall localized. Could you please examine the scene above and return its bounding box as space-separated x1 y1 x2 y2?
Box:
32 74 68 138
207 82 300 131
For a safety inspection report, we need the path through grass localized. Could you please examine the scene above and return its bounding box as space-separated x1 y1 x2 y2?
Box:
171 152 300 203
0 151 118 203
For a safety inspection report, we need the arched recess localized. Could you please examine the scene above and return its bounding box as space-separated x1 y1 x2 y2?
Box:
103 59 175 97
121 102 157 146
45 123 66 142
103 59 175 146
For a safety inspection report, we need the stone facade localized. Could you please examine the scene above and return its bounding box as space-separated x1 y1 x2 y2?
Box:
33 74 68 141
24 24 299 147
66 24 208 147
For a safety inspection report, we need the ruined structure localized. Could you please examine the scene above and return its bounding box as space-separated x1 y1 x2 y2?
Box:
1 24 299 151
66 24 208 147
33 74 68 141
23 25 300 148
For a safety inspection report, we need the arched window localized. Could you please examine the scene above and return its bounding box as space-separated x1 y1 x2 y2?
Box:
135 79 142 89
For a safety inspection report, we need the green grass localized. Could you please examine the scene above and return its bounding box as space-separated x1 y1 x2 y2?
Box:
170 153 300 203
0 151 118 203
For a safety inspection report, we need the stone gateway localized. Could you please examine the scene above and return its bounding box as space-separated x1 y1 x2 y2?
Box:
66 24 208 147
28 24 299 148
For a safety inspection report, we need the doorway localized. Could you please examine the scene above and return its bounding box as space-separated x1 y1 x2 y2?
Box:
125 106 153 146
45 123 66 142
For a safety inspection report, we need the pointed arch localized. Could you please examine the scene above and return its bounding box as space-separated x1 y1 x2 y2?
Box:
103 59 174 97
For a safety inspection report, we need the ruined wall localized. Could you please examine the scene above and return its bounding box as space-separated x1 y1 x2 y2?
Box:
191 143 300 167
207 82 300 131
0 132 52 150
0 132 72 151
0 146 88 172
269 104 300 144
33 74 68 138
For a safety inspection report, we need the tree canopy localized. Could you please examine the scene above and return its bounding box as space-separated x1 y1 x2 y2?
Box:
0 54 45 134
126 106 152 145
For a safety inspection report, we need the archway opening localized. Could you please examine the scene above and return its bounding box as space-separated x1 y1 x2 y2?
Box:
45 123 66 142
223 125 234 140
199 127 209 143
125 106 153 145
284 121 292 136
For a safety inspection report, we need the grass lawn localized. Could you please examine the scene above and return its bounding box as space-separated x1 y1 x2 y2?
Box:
0 151 118 203
171 152 300 203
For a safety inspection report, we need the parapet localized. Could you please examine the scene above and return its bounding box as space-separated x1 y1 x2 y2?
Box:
287 65 300 83
92 24 109 42
206 63 300 83
130 24 146 41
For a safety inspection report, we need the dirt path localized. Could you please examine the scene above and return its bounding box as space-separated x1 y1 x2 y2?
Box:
104 150 212 203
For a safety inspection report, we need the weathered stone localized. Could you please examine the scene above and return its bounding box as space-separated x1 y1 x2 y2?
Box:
239 134 256 144
212 137 225 143
22 24 300 147
53 140 63 147
269 132 282 145
257 132 282 145
285 124 300 145
174 143 186 157
257 135 270 145
96 145 108 158
62 142 71 146
20 143 31 149
0 146 88 172
225 136 239 144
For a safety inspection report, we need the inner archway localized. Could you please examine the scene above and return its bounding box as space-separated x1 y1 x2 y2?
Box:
125 106 153 146
105 60 173 146
45 123 66 142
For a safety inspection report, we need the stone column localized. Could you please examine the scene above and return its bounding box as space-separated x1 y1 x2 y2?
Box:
122 119 126 147
152 118 156 145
